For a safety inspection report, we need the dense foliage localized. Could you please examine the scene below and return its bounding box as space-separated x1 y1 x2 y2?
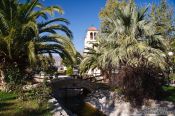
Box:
80 0 174 105
115 65 165 105
0 0 76 85
35 55 57 74
66 66 73 76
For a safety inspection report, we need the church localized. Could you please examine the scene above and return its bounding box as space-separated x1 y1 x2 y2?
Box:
83 26 101 76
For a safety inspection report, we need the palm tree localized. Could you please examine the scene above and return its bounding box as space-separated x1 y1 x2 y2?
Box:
80 0 167 83
80 1 168 104
0 0 76 84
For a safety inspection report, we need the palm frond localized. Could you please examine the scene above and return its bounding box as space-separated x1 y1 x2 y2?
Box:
42 6 63 15
38 18 70 28
39 24 73 38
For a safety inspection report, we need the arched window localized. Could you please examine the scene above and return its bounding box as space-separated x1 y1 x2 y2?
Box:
90 32 93 40
94 32 96 37
94 32 96 39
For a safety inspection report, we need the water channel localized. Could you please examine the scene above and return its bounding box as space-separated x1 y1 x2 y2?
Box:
51 86 106 116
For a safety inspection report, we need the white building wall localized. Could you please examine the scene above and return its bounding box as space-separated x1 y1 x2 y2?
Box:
84 28 100 76
84 30 98 53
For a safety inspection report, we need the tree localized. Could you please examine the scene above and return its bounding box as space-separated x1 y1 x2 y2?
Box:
80 0 167 104
62 51 82 67
34 55 57 74
0 0 76 85
66 66 73 76
151 0 175 83
99 0 127 33
81 0 166 79
150 0 175 41
151 0 174 45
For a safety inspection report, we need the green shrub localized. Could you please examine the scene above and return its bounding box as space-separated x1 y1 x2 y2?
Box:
169 73 175 81
66 66 73 76
162 86 175 102
4 65 23 85
20 82 51 104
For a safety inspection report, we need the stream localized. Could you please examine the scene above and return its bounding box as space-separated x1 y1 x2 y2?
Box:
52 87 106 116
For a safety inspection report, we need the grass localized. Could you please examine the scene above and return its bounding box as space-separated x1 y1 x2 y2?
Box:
162 86 175 102
0 91 17 101
0 91 53 116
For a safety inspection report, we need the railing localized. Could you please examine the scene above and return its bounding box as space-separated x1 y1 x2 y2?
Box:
73 74 104 83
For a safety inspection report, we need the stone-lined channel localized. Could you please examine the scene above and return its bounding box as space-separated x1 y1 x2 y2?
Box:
51 83 106 116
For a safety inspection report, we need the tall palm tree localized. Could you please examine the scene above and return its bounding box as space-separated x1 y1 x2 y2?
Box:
80 0 167 82
0 0 76 84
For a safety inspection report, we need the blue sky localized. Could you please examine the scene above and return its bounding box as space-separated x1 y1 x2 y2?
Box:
22 0 175 53
41 0 106 53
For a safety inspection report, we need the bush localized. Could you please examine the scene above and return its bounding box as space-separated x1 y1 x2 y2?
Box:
66 66 73 76
45 66 58 75
4 65 23 85
113 65 165 106
20 82 51 104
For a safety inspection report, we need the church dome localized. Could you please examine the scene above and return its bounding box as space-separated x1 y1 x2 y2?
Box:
88 26 97 31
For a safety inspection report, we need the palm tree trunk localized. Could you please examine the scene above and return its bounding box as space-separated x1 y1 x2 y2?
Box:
106 66 112 84
102 69 112 84
103 72 108 82
0 68 6 91
0 69 5 84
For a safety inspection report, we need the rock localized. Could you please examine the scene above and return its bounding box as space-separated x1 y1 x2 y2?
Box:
85 90 175 116
22 84 40 91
